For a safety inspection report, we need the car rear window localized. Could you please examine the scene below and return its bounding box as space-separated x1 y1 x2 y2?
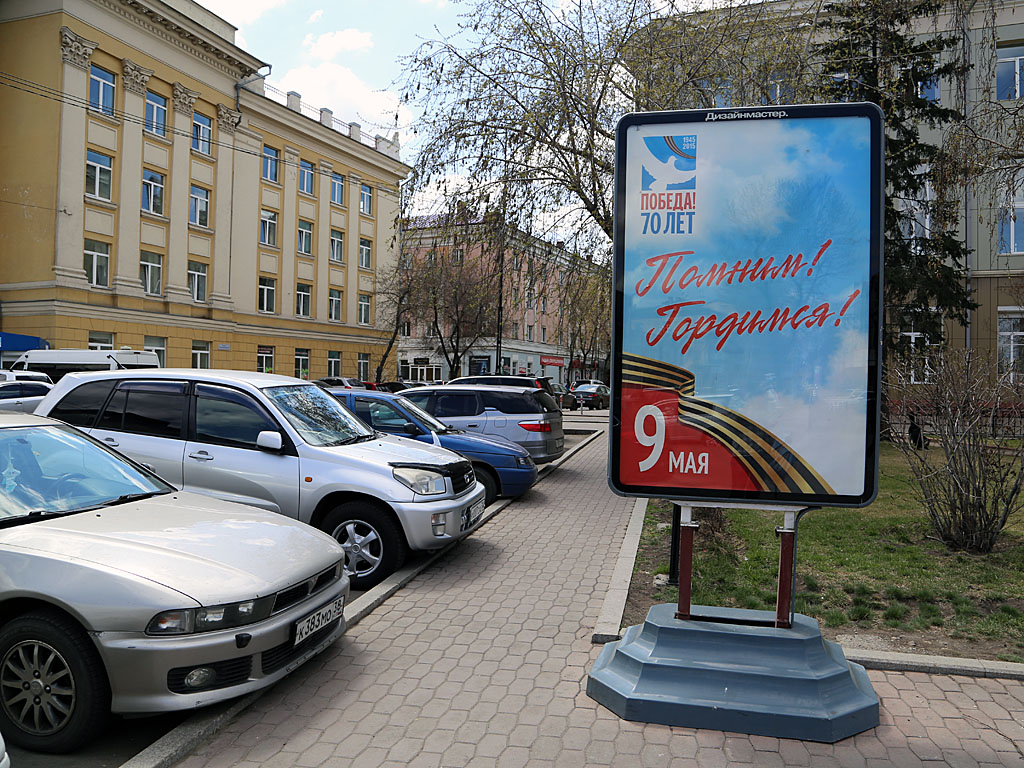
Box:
480 391 541 414
533 391 560 413
47 379 116 427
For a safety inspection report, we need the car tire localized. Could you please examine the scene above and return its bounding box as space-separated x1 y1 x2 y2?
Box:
322 502 406 590
475 466 499 506
0 610 111 753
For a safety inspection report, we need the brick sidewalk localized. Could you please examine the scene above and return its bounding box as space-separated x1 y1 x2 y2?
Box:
177 434 1024 768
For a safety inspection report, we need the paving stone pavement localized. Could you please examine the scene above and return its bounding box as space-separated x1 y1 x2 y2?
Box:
176 434 1024 767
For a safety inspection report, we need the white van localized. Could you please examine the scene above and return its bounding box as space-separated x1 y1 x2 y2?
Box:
12 348 160 382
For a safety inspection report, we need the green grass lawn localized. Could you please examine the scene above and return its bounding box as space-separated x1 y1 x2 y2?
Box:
641 444 1024 662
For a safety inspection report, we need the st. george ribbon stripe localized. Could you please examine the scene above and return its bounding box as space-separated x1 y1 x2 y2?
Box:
621 352 834 495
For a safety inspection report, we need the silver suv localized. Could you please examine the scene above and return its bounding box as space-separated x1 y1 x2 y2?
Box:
35 370 486 589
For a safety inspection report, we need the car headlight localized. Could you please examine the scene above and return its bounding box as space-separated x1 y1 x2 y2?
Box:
392 466 447 495
515 456 533 467
147 597 274 635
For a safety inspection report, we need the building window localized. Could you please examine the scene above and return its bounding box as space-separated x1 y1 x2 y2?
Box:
526 290 534 310
527 324 534 341
358 353 370 381
331 173 344 205
900 322 939 384
294 348 310 379
298 160 314 195
89 65 115 115
328 351 341 378
998 314 1024 382
85 151 112 200
296 283 311 317
997 45 1024 101
400 320 411 337
360 184 372 215
139 251 162 295
188 260 207 302
258 276 276 313
257 345 274 373
262 145 279 182
297 221 313 256
541 326 547 343
192 340 211 369
451 249 463 265
144 335 166 366
359 238 372 269
144 91 166 135
542 296 548 313
142 169 164 215
999 185 1024 254
329 289 342 321
510 322 518 340
88 331 113 350
330 229 344 262
260 209 277 246
192 112 212 154
83 239 109 287
189 185 209 227
917 77 939 103
358 294 370 325
425 323 437 337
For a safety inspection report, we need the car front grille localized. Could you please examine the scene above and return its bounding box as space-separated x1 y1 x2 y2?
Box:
261 620 341 675
167 656 253 694
271 560 344 615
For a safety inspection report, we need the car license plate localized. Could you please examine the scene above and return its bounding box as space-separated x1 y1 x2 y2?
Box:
462 499 485 531
555 438 564 449
294 596 344 646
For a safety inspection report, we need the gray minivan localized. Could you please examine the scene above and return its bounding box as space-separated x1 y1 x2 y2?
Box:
403 385 564 463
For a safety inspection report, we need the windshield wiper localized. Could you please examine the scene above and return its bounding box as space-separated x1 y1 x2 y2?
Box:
77 490 167 512
332 433 376 446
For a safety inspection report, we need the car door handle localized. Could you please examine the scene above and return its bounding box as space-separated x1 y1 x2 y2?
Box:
188 451 214 461
102 437 119 447
466 423 479 428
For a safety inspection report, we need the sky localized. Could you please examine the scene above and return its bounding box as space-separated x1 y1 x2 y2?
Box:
200 0 461 151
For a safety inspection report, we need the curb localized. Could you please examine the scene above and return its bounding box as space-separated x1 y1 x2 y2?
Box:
118 426 603 768
590 497 1024 682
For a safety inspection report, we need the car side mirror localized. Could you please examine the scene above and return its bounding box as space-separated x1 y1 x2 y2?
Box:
256 430 284 452
403 422 422 436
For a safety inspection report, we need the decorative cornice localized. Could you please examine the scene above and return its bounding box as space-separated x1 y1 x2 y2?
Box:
216 103 242 134
172 82 201 115
60 26 98 70
121 58 154 96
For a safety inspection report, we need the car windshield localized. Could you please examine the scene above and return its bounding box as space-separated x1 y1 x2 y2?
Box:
0 424 170 521
577 385 599 392
396 396 449 432
263 384 374 446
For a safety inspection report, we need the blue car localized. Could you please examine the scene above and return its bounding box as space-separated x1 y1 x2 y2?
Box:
329 389 537 506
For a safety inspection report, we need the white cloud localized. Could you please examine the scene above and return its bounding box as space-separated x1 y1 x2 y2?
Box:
200 0 292 28
416 0 449 7
302 29 374 60
273 62 413 143
307 9 323 23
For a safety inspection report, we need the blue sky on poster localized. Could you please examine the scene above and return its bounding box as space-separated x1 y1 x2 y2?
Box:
201 0 459 147
622 116 873 494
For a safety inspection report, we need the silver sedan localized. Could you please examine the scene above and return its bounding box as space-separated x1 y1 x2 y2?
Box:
0 413 349 753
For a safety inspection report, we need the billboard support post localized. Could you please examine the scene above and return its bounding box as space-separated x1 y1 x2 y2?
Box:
667 504 680 586
775 511 797 628
674 506 698 620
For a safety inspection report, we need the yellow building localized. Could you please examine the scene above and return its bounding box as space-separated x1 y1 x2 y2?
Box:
0 0 409 380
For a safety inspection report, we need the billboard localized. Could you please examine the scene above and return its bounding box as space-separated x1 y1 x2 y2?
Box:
610 104 883 507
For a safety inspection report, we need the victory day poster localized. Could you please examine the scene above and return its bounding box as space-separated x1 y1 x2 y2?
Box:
610 105 882 506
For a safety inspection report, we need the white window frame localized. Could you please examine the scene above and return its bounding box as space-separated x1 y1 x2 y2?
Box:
997 45 1024 101
331 173 344 205
999 184 1024 255
139 251 162 295
294 348 310 379
998 310 1024 383
86 151 113 201
88 331 113 350
258 276 276 313
359 238 372 269
360 184 372 215
299 160 314 195
526 324 534 341
330 230 344 262
297 220 313 256
257 347 274 374
400 320 411 337
141 169 164 215
262 146 279 182
329 289 342 321
188 260 208 302
296 283 312 317
192 112 212 154
357 353 370 381
260 210 277 246
144 90 166 135
189 185 209 227
192 340 211 369
144 335 166 367
358 294 371 325
89 65 115 115
83 239 109 287
327 351 341 378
